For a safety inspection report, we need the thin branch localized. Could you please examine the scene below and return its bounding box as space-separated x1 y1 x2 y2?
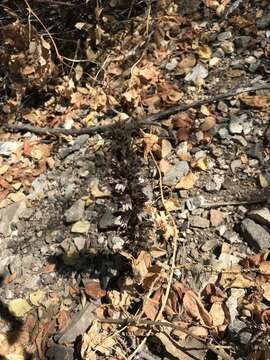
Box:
4 83 270 137
202 197 269 208
99 318 235 360
143 83 270 124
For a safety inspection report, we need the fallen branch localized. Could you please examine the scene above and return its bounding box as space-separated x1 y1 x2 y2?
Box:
202 197 269 208
99 318 234 360
4 83 270 137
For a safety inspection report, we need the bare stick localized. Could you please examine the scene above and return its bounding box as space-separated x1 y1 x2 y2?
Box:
99 318 235 360
202 197 269 208
4 83 270 137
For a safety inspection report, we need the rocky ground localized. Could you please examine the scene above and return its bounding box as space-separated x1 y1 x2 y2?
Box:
0 0 270 359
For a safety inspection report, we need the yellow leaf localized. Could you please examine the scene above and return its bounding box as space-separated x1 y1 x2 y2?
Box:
8 192 26 202
176 172 197 189
198 44 212 60
193 157 208 171
0 164 9 175
225 274 253 289
8 299 32 317
164 198 182 212
83 111 98 126
29 289 45 306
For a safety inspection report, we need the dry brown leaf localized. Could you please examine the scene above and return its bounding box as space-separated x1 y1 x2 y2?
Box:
30 144 52 160
176 172 197 189
142 132 160 160
143 298 159 320
42 263 56 273
107 290 132 309
209 303 225 327
240 95 270 109
183 290 213 327
57 310 71 332
136 64 160 83
259 261 270 275
133 250 152 280
143 95 161 109
200 116 216 131
81 321 117 359
173 112 193 128
164 198 182 212
166 89 183 103
84 279 106 300
261 308 270 325
262 283 270 302
156 331 207 360
189 326 208 337
176 128 190 141
178 55 197 70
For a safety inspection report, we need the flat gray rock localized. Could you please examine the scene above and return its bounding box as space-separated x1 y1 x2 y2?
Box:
163 160 189 186
189 216 209 228
248 208 270 227
0 200 26 236
99 209 119 230
46 344 74 360
241 218 270 250
64 199 85 223
57 301 99 344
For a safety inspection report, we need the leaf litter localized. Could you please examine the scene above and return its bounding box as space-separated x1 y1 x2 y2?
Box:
0 0 270 359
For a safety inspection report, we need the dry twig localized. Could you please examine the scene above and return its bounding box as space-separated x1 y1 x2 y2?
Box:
5 83 270 137
100 318 235 360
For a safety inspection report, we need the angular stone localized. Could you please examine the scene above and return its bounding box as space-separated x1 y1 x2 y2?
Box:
99 209 119 230
73 237 86 251
71 220 90 234
248 208 270 227
241 218 270 250
0 201 26 236
189 216 209 228
65 200 85 223
56 302 99 344
210 209 224 227
73 134 89 148
46 344 74 360
257 13 270 29
229 120 243 134
163 160 189 186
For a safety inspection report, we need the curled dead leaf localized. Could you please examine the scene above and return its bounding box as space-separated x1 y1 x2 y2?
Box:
200 116 216 131
183 290 213 327
240 95 270 109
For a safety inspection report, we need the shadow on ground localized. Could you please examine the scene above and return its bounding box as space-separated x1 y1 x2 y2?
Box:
0 275 34 360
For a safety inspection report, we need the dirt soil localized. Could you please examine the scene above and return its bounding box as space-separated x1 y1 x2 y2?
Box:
0 0 270 359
